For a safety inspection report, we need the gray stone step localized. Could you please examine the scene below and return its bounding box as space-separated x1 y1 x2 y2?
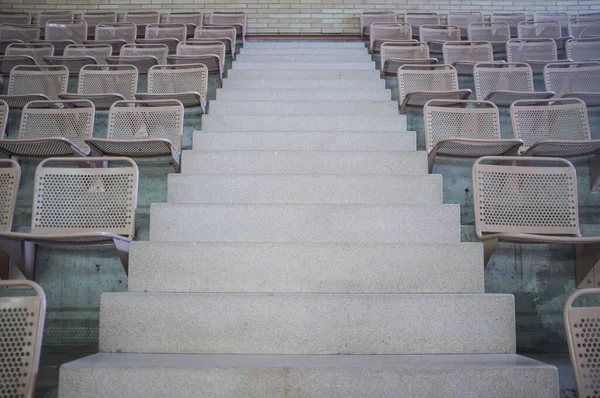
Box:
223 79 384 89
208 100 399 115
192 131 416 151
240 47 369 55
201 115 405 132
149 203 460 243
243 41 367 48
227 69 380 79
216 88 391 101
233 61 375 70
128 242 483 293
236 54 372 62
60 353 558 398
97 293 515 354
181 150 428 175
167 174 442 205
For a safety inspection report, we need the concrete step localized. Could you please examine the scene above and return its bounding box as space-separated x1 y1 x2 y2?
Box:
233 61 376 70
236 54 372 62
181 150 428 175
149 203 460 243
243 41 367 48
60 353 558 398
201 115 405 132
167 174 442 205
240 47 369 55
216 88 391 101
97 292 515 354
128 242 483 293
207 100 399 115
222 79 385 89
192 131 416 151
227 69 380 79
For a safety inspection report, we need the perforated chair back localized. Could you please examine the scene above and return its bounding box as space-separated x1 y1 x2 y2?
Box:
120 43 168 64
420 25 461 46
0 12 32 25
397 64 460 105
5 42 53 64
448 11 484 37
380 41 432 75
0 24 40 42
568 19 600 38
491 12 527 37
105 55 158 75
0 157 19 232
0 55 37 75
145 63 208 107
208 11 247 39
507 38 558 62
81 12 117 37
167 12 203 37
45 19 87 44
95 23 136 43
124 11 160 37
43 55 98 76
0 280 46 398
176 40 225 70
534 11 570 29
38 11 73 29
566 38 600 61
403 12 439 36
443 41 493 75
518 20 562 38
64 43 112 64
468 22 511 43
474 62 537 103
145 23 187 42
193 26 236 56
369 23 411 53
78 64 138 100
7 65 68 100
544 61 600 97
360 11 397 37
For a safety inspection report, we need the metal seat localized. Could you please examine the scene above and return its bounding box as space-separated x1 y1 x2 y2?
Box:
576 12 600 21
368 23 411 54
0 158 19 234
534 11 571 36
0 12 32 25
59 64 138 110
0 99 94 158
64 43 112 64
81 12 117 39
193 26 236 59
544 61 600 106
45 19 87 44
473 62 555 107
38 11 73 38
208 12 247 42
95 23 136 46
43 55 98 76
568 18 600 38
167 12 203 38
566 38 600 61
0 39 22 55
120 43 168 64
0 54 37 75
86 99 184 172
491 12 527 38
397 64 471 113
5 42 53 64
0 156 138 278
136 63 207 112
30 38 74 56
468 22 511 53
424 99 523 172
145 23 187 43
0 24 40 42
518 20 562 39
0 65 68 109
135 38 180 54
360 11 397 38
403 12 439 37
442 41 493 75
380 41 435 77
507 38 559 74
448 11 484 39
173 40 225 80
124 11 160 38
106 55 159 75
419 24 461 53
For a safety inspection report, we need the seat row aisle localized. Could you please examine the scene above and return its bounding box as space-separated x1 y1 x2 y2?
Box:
59 40 559 397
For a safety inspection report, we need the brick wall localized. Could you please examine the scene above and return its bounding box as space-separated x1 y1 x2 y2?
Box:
0 0 597 36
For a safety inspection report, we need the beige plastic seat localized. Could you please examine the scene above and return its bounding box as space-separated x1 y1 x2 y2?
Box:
473 62 555 107
507 38 558 74
0 99 94 158
544 61 600 106
0 55 37 76
0 12 32 25
397 64 471 113
0 156 138 278
0 280 45 397
173 40 225 81
424 99 523 172
167 12 203 38
86 99 184 172
38 11 73 38
403 12 439 37
120 42 168 64
448 11 484 38
534 11 571 36
369 23 412 54
136 64 207 112
45 19 87 44
0 24 40 42
380 41 435 77
468 22 511 53
568 19 600 38
419 25 461 53
124 11 160 38
492 12 527 38
0 158 19 233
44 55 98 75
64 43 112 64
5 42 54 64
0 65 68 109
193 26 236 59
360 11 397 37
518 20 562 39
81 12 117 39
442 41 493 75
208 12 247 42
566 38 600 61
94 23 136 50
59 64 138 110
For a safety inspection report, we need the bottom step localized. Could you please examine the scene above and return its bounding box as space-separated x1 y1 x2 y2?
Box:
60 353 558 398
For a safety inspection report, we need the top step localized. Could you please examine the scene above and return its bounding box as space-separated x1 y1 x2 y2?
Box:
240 48 369 55
236 54 372 62
232 61 376 70
227 69 380 79
244 41 367 48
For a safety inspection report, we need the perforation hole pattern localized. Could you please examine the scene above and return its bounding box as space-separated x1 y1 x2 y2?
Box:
8 69 68 100
145 25 186 41
193 28 236 45
518 22 561 39
45 22 86 44
545 67 600 98
398 69 459 104
148 66 208 104
176 42 225 69
507 41 557 62
6 45 54 65
79 68 137 100
65 46 111 65
567 41 600 61
44 57 97 75
81 13 117 27
420 27 461 43
370 24 411 51
0 26 40 42
0 165 18 232
570 312 600 398
121 46 167 64
95 25 136 43
0 13 30 24
443 44 493 65
569 22 600 39
474 67 534 100
38 12 73 27
0 56 37 75
426 107 501 151
468 24 511 42
106 57 157 74
123 13 160 25
208 13 246 29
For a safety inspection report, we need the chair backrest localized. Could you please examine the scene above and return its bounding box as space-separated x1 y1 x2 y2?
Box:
491 12 527 26
511 98 590 148
424 99 501 152
176 40 225 69
0 55 37 74
0 24 40 42
167 12 203 26
403 12 439 27
468 22 511 42
18 100 95 153
534 11 570 28
566 38 600 61
123 11 160 25
78 64 138 100
507 38 558 62
544 61 600 97
569 18 600 38
107 99 184 153
95 23 136 43
209 11 247 35
105 55 158 74
369 23 412 52
45 19 87 43
148 63 208 104
0 12 32 25
474 62 535 100
448 11 484 29
381 41 429 63
193 25 236 46
518 20 562 38
6 42 54 64
81 12 118 37
7 65 68 99
64 43 112 64
145 23 187 41
38 11 73 28
0 157 19 232
43 55 98 75
397 64 459 105
30 156 138 237
120 43 168 64
473 156 580 236
0 280 46 398
420 25 461 43
443 41 493 65
360 11 397 35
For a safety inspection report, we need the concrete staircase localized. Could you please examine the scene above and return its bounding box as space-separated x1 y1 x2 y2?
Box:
59 41 559 397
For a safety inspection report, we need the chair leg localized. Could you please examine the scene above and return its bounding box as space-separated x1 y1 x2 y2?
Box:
482 238 498 268
0 239 36 280
589 154 600 191
575 242 600 288
113 239 130 275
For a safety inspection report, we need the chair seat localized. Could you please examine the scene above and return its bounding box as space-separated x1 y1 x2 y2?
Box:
58 93 125 111
484 91 555 107
86 138 177 158
190 38 234 59
135 92 205 111
382 58 437 76
136 38 179 54
0 138 88 158
0 230 131 245
401 89 471 112
167 54 222 77
562 92 600 107
83 39 127 55
106 56 158 74
0 94 51 109
521 139 600 157
480 232 600 245
433 138 524 157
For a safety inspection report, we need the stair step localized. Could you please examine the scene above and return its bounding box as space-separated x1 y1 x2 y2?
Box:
223 79 384 89
237 54 372 62
216 88 391 101
201 115 404 132
227 69 380 79
240 47 369 54
233 61 375 70
192 131 416 151
243 41 367 48
128 242 483 293
181 150 428 175
207 100 399 115
149 203 460 243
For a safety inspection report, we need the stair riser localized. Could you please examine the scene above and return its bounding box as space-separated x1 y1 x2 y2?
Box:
240 48 369 55
216 89 391 101
237 54 372 62
207 100 399 115
233 62 375 70
223 79 384 89
227 69 380 79
243 42 367 48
